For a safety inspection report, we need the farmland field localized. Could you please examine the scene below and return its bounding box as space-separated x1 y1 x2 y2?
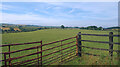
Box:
1 29 119 65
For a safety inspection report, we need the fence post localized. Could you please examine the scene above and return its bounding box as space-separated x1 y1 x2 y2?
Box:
8 45 11 66
4 53 7 67
40 41 42 67
109 32 113 60
76 32 82 57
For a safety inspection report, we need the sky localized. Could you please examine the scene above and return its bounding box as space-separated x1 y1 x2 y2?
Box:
0 2 118 27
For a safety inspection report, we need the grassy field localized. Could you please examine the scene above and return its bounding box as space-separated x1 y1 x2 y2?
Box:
1 29 119 65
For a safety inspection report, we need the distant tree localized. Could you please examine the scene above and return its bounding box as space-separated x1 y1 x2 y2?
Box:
61 25 65 29
87 26 98 30
38 28 42 30
98 27 103 30
74 27 79 28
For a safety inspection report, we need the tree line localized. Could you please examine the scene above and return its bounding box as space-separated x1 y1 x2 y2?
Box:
61 25 103 30
1 24 104 34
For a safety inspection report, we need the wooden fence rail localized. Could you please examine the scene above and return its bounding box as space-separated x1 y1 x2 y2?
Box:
0 36 76 67
0 32 120 66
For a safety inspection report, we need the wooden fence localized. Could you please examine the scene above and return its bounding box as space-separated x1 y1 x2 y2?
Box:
76 32 120 59
0 32 120 67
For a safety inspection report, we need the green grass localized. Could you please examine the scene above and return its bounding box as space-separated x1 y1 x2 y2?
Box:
1 29 119 65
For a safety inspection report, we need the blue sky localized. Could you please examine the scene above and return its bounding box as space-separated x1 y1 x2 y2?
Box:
0 2 118 27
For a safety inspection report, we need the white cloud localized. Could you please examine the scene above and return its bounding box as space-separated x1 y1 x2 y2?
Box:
2 13 41 20
48 2 118 19
1 12 67 25
48 2 118 14
0 3 2 10
46 6 51 9
53 6 61 10
34 8 38 11
1 4 16 10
